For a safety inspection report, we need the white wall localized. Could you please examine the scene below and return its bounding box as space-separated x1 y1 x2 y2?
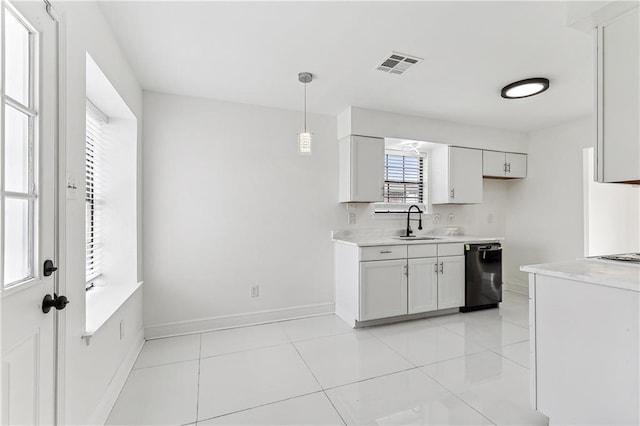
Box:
583 148 640 256
340 106 528 153
57 2 143 424
143 92 343 334
504 116 595 290
144 95 521 335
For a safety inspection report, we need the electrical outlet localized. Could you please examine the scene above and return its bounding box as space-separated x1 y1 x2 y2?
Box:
119 320 125 340
250 285 259 297
448 213 455 223
348 212 356 224
432 213 441 224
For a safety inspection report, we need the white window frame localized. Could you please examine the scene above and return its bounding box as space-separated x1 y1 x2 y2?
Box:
374 150 428 214
1 3 39 289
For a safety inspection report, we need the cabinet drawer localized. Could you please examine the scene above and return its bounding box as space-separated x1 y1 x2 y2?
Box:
408 244 437 258
437 243 464 257
360 245 407 261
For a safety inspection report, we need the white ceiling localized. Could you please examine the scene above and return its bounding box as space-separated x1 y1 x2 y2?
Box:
99 1 594 132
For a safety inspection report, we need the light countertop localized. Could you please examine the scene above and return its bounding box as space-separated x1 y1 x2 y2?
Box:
333 234 503 247
521 259 640 293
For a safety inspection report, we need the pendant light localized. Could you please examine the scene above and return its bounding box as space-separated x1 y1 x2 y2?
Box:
298 72 313 155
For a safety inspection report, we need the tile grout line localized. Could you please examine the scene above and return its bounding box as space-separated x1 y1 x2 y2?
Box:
289 342 347 426
415 365 499 425
195 390 325 424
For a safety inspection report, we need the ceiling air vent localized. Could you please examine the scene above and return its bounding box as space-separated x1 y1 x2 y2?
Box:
376 52 423 75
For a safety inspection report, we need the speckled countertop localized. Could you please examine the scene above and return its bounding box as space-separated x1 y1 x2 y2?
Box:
521 259 640 292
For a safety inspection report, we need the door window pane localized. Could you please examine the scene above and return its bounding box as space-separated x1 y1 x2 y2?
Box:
4 105 30 193
4 198 32 286
4 10 31 105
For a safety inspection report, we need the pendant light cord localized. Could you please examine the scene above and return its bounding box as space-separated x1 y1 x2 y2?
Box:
303 81 307 133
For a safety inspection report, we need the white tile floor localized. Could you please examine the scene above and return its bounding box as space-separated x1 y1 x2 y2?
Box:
107 291 549 425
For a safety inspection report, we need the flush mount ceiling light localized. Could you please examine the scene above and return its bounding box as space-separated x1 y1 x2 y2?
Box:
298 72 313 155
501 77 550 99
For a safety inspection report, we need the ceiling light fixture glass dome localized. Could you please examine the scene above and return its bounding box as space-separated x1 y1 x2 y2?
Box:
501 78 550 99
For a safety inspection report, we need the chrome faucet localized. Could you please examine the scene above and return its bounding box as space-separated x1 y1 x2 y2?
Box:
403 205 423 237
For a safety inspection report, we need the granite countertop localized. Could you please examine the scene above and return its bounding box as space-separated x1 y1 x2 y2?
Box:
521 259 640 293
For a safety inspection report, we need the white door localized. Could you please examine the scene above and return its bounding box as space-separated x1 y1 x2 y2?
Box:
1 1 59 424
359 259 407 321
437 255 465 309
407 257 438 314
449 147 482 204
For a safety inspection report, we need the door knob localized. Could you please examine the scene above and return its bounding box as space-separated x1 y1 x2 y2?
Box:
43 259 58 277
42 293 69 313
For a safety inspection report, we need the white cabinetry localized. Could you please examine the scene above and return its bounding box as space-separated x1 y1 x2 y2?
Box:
526 271 639 425
339 135 385 202
408 244 464 314
359 259 407 321
334 241 465 327
483 151 527 178
431 146 483 204
597 8 640 184
436 255 465 309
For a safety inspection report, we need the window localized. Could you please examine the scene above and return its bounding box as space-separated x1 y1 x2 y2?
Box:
383 153 424 204
85 100 107 284
2 5 37 288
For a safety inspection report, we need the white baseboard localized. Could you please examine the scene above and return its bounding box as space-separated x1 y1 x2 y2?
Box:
88 329 145 425
145 302 335 340
504 281 529 295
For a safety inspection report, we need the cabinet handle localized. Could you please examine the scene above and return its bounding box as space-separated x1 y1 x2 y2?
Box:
507 163 511 173
380 250 392 254
503 162 507 173
439 262 444 274
403 265 408 276
450 189 455 199
433 263 438 273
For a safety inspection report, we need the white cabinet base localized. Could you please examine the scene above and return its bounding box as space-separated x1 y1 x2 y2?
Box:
529 274 639 425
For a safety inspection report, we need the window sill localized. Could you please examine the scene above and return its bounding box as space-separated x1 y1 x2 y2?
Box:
82 281 143 345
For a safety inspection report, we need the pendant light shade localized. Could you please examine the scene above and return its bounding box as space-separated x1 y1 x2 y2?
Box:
298 72 313 155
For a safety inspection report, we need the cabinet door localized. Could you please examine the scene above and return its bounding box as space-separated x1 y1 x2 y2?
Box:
449 147 483 203
483 150 506 177
339 135 384 202
506 153 527 178
437 255 465 309
408 258 438 314
359 259 407 321
599 9 640 183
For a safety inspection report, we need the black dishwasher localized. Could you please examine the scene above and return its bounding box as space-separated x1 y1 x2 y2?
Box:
461 243 502 312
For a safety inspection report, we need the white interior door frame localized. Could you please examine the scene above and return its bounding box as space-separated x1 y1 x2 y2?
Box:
42 1 67 424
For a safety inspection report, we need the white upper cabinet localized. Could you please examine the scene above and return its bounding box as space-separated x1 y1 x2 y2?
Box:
339 135 385 202
483 150 527 178
597 8 640 184
431 146 483 204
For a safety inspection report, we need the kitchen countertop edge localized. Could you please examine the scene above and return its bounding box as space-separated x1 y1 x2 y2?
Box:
521 260 640 293
332 236 504 247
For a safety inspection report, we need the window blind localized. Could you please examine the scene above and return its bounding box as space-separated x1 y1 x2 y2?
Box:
383 154 424 203
85 100 107 283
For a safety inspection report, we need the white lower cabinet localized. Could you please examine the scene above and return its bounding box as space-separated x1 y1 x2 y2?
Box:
436 255 465 309
334 242 465 327
359 259 408 321
408 258 438 314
